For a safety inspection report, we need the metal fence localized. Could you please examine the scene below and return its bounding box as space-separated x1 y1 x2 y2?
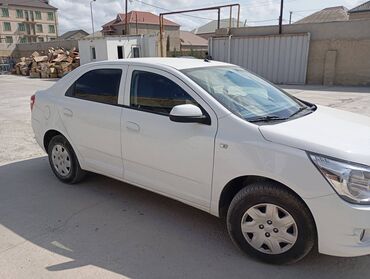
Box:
0 57 14 74
209 33 311 84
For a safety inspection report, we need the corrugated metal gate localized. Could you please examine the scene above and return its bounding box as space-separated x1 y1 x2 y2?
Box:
209 33 310 84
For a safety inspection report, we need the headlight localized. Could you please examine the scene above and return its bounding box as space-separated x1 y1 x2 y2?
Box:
309 153 370 205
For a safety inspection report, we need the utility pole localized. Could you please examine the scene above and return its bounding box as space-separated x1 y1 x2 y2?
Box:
289 11 292 24
125 0 128 35
90 0 96 39
278 0 283 34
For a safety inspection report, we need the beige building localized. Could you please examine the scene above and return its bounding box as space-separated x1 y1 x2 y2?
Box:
192 18 245 39
102 11 180 51
0 0 58 46
295 6 349 24
348 1 370 20
59 29 88 41
180 31 208 51
294 1 370 24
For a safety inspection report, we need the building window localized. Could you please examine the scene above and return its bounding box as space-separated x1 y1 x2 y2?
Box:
3 22 11 31
19 37 27 43
16 9 24 18
38 37 44 42
18 23 26 32
48 25 55 33
1 8 9 17
91 47 96 60
5 36 13 44
36 24 43 33
47 12 54 21
35 11 41 20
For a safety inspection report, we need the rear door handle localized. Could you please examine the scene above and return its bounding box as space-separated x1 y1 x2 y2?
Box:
63 108 73 117
126 121 140 132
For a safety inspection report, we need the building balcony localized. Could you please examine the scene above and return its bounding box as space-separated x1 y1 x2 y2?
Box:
22 19 36 24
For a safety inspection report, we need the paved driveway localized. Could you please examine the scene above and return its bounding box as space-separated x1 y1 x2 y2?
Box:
1 75 370 278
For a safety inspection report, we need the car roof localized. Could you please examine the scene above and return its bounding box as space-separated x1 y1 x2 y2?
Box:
95 57 232 70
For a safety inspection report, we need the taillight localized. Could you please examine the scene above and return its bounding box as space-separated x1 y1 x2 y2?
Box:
30 94 35 111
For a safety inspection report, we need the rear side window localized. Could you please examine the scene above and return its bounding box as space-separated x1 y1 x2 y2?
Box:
66 69 122 105
130 70 197 114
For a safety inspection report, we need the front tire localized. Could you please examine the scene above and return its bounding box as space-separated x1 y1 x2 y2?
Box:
47 135 86 184
227 182 316 264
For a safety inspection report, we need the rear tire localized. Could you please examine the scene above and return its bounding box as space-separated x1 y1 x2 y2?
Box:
47 135 86 184
226 181 316 264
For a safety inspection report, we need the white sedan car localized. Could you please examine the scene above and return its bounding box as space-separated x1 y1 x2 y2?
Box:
31 58 370 264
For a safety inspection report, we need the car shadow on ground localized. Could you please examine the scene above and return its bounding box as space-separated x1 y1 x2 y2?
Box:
0 157 369 279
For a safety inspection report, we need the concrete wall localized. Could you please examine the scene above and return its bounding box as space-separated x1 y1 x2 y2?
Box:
13 40 78 58
0 43 16 57
180 45 208 51
197 33 215 40
226 19 370 85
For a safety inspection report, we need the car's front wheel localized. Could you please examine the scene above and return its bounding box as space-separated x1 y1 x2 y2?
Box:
47 135 86 184
227 182 316 264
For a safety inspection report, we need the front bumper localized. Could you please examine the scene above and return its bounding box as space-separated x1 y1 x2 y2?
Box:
305 194 370 257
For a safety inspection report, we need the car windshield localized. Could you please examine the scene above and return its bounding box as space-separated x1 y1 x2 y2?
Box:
182 66 308 122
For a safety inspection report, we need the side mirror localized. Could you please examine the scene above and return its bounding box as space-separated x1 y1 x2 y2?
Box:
169 104 210 125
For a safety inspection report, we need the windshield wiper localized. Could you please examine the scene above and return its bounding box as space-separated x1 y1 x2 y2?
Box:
288 105 315 118
288 106 308 118
248 115 288 123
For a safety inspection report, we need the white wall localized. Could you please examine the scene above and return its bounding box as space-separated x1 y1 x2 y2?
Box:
78 38 107 65
78 35 158 65
142 34 158 57
106 36 140 60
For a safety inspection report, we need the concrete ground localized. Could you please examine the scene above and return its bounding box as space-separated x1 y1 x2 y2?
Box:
1 75 370 279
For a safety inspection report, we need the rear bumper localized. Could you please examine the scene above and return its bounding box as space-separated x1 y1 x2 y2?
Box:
305 194 370 257
31 116 45 152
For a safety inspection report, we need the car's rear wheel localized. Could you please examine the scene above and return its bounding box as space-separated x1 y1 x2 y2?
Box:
47 135 86 184
226 182 316 264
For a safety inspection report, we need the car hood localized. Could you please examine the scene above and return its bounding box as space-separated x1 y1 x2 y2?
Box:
259 105 370 166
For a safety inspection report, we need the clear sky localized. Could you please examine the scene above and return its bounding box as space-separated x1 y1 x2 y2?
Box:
50 0 364 35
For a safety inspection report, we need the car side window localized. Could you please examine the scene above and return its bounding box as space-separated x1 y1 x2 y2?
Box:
130 70 197 114
66 69 122 105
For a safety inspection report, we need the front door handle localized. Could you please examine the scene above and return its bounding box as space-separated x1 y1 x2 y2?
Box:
63 108 73 117
126 121 140 132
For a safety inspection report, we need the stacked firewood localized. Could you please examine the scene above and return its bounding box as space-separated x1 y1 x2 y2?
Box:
15 47 80 78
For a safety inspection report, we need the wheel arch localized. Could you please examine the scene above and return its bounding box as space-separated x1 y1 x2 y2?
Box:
218 175 315 223
43 129 63 152
43 130 80 163
43 129 86 170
